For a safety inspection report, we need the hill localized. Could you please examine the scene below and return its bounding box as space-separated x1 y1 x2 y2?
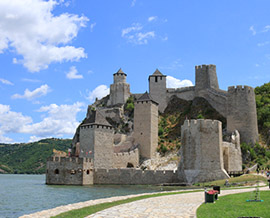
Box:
0 138 71 174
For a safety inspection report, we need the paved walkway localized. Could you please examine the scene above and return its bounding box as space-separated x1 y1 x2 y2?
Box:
86 187 269 218
20 186 269 218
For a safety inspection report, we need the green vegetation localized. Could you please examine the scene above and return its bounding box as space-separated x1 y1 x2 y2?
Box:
124 96 134 117
241 142 270 169
53 190 202 218
0 138 71 174
194 174 267 188
255 82 270 145
197 190 270 218
157 97 226 154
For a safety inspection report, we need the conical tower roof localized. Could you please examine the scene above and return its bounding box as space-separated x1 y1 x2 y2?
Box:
83 109 112 127
149 69 166 77
136 91 158 105
113 68 127 76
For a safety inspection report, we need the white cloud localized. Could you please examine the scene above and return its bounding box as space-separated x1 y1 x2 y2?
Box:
28 135 43 142
161 36 168 41
249 25 256 35
262 25 270 33
87 85 109 103
22 102 84 137
121 23 143 37
0 104 32 141
90 22 96 32
12 84 51 100
148 16 157 22
257 41 270 47
121 23 155 45
131 0 136 7
0 102 84 143
166 76 193 88
0 78 13 85
0 0 88 72
66 66 83 79
22 78 41 83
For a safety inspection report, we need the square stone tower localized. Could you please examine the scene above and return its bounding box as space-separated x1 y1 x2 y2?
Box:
133 92 159 159
108 68 131 106
148 69 167 112
79 109 114 169
178 119 229 184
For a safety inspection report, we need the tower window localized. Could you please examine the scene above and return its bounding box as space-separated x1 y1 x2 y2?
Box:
155 76 158 82
54 169 59 174
127 162 134 168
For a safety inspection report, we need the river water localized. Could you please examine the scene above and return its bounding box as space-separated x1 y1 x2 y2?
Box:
0 174 174 218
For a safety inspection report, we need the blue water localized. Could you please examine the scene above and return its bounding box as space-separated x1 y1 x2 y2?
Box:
0 174 170 218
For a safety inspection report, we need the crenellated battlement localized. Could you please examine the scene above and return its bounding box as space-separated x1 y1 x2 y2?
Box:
47 156 93 164
80 124 113 130
182 119 221 129
114 148 139 157
195 64 219 90
195 64 216 71
228 85 254 93
94 168 177 174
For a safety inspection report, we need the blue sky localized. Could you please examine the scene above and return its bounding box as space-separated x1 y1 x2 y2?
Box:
0 0 270 143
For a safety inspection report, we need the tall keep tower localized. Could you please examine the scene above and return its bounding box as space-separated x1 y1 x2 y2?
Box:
133 92 159 159
195 64 219 92
149 69 167 112
79 109 114 169
108 69 130 106
227 86 258 145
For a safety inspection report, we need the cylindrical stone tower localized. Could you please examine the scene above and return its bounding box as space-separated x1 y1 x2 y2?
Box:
227 85 258 145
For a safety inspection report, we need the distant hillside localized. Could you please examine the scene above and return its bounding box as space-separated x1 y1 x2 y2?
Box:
0 138 71 174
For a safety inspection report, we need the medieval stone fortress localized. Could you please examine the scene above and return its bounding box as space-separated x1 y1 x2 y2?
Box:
46 64 258 185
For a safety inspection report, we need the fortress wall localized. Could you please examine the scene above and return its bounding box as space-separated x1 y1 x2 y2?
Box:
109 83 130 106
227 86 258 144
134 101 158 159
46 157 94 185
196 88 228 117
113 148 139 168
94 168 178 185
178 119 229 184
79 125 95 159
93 126 114 169
166 87 195 101
222 142 242 172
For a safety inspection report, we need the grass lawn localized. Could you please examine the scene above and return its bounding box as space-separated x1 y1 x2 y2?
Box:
197 190 270 218
52 190 202 218
196 174 267 187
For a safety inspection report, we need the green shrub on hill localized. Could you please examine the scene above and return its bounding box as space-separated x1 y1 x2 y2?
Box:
0 138 71 174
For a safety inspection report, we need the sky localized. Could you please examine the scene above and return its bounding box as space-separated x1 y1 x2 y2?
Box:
0 0 270 144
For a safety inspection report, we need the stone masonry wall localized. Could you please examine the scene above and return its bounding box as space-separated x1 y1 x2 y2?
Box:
178 119 229 184
222 142 242 172
79 124 95 159
46 157 93 185
93 126 114 169
94 168 178 185
113 148 139 168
